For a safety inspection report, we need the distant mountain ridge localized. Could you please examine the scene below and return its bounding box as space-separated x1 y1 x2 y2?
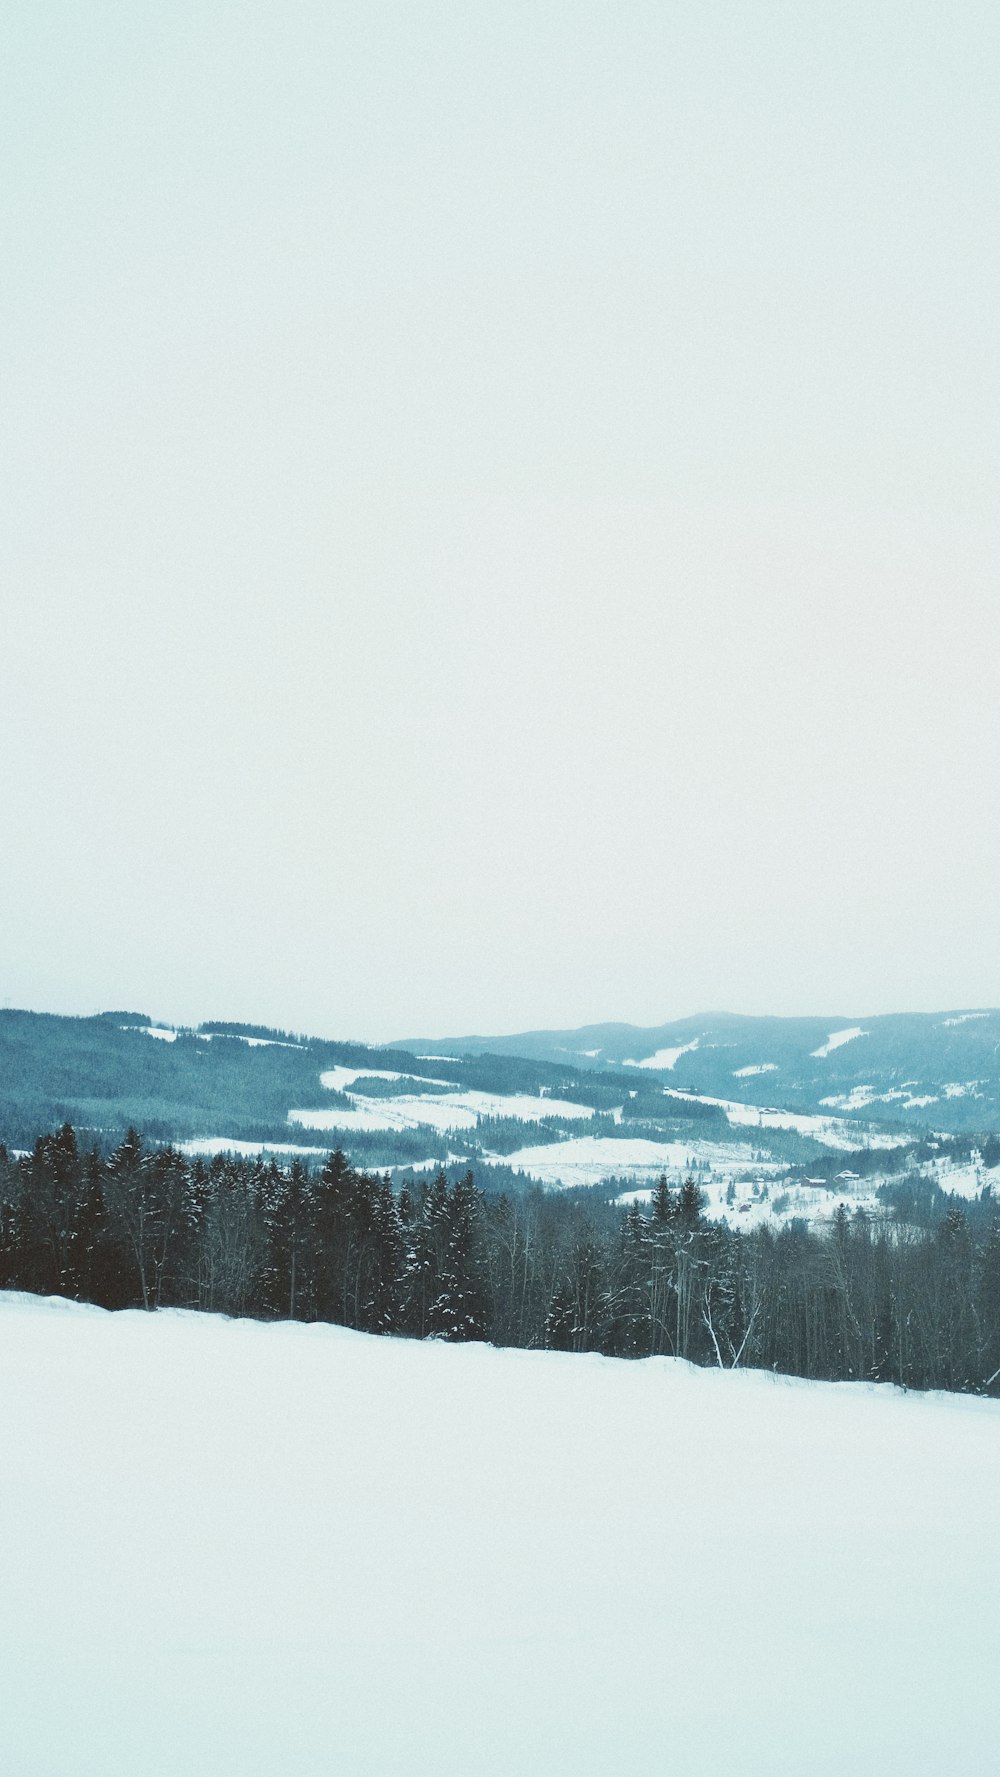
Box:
394 1009 1000 1130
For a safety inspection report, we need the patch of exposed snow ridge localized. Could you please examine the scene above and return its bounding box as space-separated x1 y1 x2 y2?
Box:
624 1038 699 1070
810 1026 868 1059
820 1084 878 1112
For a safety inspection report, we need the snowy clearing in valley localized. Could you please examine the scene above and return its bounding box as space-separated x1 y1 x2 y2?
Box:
924 1153 991 1200
820 1084 882 1111
177 1138 336 1161
664 1088 909 1150
501 1134 784 1191
732 1062 778 1077
1 1294 997 1777
320 1065 419 1092
615 1180 884 1228
822 1082 988 1114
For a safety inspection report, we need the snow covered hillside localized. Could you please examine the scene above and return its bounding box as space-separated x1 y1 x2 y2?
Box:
1 1294 997 1777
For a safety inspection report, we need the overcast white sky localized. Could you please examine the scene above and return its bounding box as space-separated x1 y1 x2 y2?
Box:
3 1 1000 1042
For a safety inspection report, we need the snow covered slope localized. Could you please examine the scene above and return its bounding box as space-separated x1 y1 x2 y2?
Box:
1 1294 997 1777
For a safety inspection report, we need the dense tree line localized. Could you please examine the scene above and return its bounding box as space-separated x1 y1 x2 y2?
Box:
2 1126 999 1395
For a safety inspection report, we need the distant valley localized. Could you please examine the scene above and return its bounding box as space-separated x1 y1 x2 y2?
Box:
3 1004 1000 1231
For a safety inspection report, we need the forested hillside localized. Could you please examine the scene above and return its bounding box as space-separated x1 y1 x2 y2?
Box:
0 1008 629 1148
0 1009 408 1150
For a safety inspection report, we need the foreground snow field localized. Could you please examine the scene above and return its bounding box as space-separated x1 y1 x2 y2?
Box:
1 1296 997 1777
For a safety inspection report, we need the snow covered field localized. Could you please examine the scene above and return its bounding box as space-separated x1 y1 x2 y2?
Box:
663 1086 912 1149
502 1132 784 1190
178 1137 336 1160
291 1085 598 1134
1 1296 997 1777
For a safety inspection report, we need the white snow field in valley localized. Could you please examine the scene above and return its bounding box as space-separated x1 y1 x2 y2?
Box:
2 1296 998 1777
